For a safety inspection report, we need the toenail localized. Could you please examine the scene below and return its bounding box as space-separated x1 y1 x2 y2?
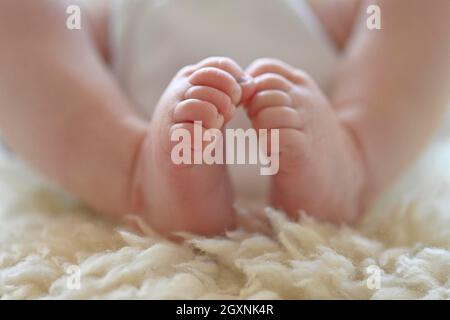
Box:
237 75 252 84
219 113 226 126
231 87 242 104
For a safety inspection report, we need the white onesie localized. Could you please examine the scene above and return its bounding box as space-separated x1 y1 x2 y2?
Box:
109 0 339 199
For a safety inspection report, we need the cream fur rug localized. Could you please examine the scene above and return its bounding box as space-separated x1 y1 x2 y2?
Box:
1 141 450 300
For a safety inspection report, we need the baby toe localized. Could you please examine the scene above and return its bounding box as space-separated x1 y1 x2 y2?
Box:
247 89 293 117
194 57 244 79
247 58 310 85
188 67 242 106
253 106 304 131
173 98 223 129
184 85 234 122
193 57 255 102
254 73 293 92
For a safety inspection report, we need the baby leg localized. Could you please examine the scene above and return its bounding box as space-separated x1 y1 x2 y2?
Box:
131 57 255 235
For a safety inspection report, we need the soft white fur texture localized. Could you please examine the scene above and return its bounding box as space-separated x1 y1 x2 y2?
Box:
0 141 450 300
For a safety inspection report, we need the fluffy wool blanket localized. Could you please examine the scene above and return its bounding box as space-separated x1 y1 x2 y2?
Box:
0 141 450 300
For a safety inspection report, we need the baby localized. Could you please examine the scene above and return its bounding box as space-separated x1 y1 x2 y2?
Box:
0 0 449 236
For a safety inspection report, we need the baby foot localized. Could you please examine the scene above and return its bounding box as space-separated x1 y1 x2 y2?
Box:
245 58 366 223
131 57 254 236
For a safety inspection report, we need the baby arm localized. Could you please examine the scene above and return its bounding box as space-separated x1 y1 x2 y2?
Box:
333 0 450 206
0 0 147 218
